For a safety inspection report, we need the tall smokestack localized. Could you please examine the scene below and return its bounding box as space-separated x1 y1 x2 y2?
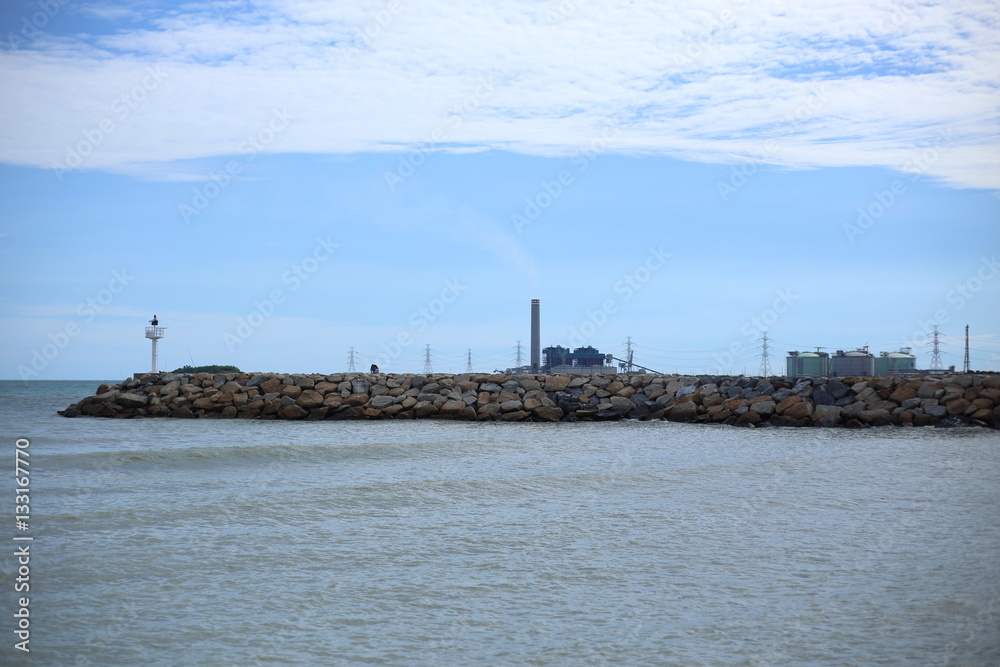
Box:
530 299 540 373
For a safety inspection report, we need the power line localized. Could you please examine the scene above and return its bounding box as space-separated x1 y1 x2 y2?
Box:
513 340 524 368
466 349 473 373
347 346 357 372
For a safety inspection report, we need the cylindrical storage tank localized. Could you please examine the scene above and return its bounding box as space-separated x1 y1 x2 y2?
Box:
786 351 828 377
830 349 875 377
879 351 917 375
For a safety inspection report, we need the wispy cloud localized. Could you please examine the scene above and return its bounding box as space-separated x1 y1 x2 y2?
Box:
1 0 998 188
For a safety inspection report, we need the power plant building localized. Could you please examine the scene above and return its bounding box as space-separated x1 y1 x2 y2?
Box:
542 345 615 373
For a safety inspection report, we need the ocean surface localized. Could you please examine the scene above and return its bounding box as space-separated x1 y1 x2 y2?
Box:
1 380 998 666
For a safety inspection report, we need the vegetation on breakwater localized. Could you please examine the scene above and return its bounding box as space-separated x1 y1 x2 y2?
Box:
58 371 1000 429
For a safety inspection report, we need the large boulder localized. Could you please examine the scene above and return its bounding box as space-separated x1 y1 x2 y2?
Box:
297 390 324 409
667 402 699 422
116 392 148 408
368 395 397 410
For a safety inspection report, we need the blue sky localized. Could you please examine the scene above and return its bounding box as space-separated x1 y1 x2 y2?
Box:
1 0 998 379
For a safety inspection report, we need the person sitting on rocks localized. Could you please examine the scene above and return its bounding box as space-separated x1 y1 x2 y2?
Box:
370 364 379 374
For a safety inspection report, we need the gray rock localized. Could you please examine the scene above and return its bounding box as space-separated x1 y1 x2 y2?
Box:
924 404 948 418
826 380 850 399
812 387 835 406
116 392 148 408
351 378 371 394
676 385 697 398
368 395 396 410
771 388 791 403
500 400 523 412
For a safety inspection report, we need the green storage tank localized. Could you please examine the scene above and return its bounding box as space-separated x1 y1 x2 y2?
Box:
875 348 917 376
786 351 829 377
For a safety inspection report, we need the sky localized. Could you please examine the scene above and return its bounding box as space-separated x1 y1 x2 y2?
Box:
0 0 998 379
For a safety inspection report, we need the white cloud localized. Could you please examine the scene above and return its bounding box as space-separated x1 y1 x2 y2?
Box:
1 0 997 188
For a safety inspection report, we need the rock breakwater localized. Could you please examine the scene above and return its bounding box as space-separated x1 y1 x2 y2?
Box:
58 372 1000 429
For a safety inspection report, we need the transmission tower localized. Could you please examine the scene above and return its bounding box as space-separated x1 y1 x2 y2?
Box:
623 336 634 373
758 332 772 377
347 346 357 372
422 344 433 374
930 326 944 370
514 340 524 368
466 349 474 373
963 324 971 373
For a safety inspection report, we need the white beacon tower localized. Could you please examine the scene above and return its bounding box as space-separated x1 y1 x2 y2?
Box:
144 315 166 373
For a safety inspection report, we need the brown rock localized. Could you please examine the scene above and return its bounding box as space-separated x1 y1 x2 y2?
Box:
278 405 308 420
776 395 804 414
889 386 917 402
532 406 564 422
220 406 238 418
667 401 699 422
783 401 813 420
735 411 762 427
947 398 971 415
313 381 337 394
191 397 216 410
544 375 571 392
500 410 530 421
344 393 369 407
281 385 303 400
297 390 324 409
171 406 195 419
440 399 467 416
260 378 282 394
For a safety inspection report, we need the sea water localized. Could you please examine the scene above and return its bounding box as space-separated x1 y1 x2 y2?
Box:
1 380 998 665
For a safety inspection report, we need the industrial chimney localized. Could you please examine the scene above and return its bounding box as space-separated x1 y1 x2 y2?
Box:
530 299 540 373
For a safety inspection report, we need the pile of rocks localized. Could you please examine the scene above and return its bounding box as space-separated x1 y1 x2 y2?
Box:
58 371 1000 429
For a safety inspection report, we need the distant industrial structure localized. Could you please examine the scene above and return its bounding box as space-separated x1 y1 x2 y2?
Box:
786 345 951 378
874 348 917 376
505 299 616 374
